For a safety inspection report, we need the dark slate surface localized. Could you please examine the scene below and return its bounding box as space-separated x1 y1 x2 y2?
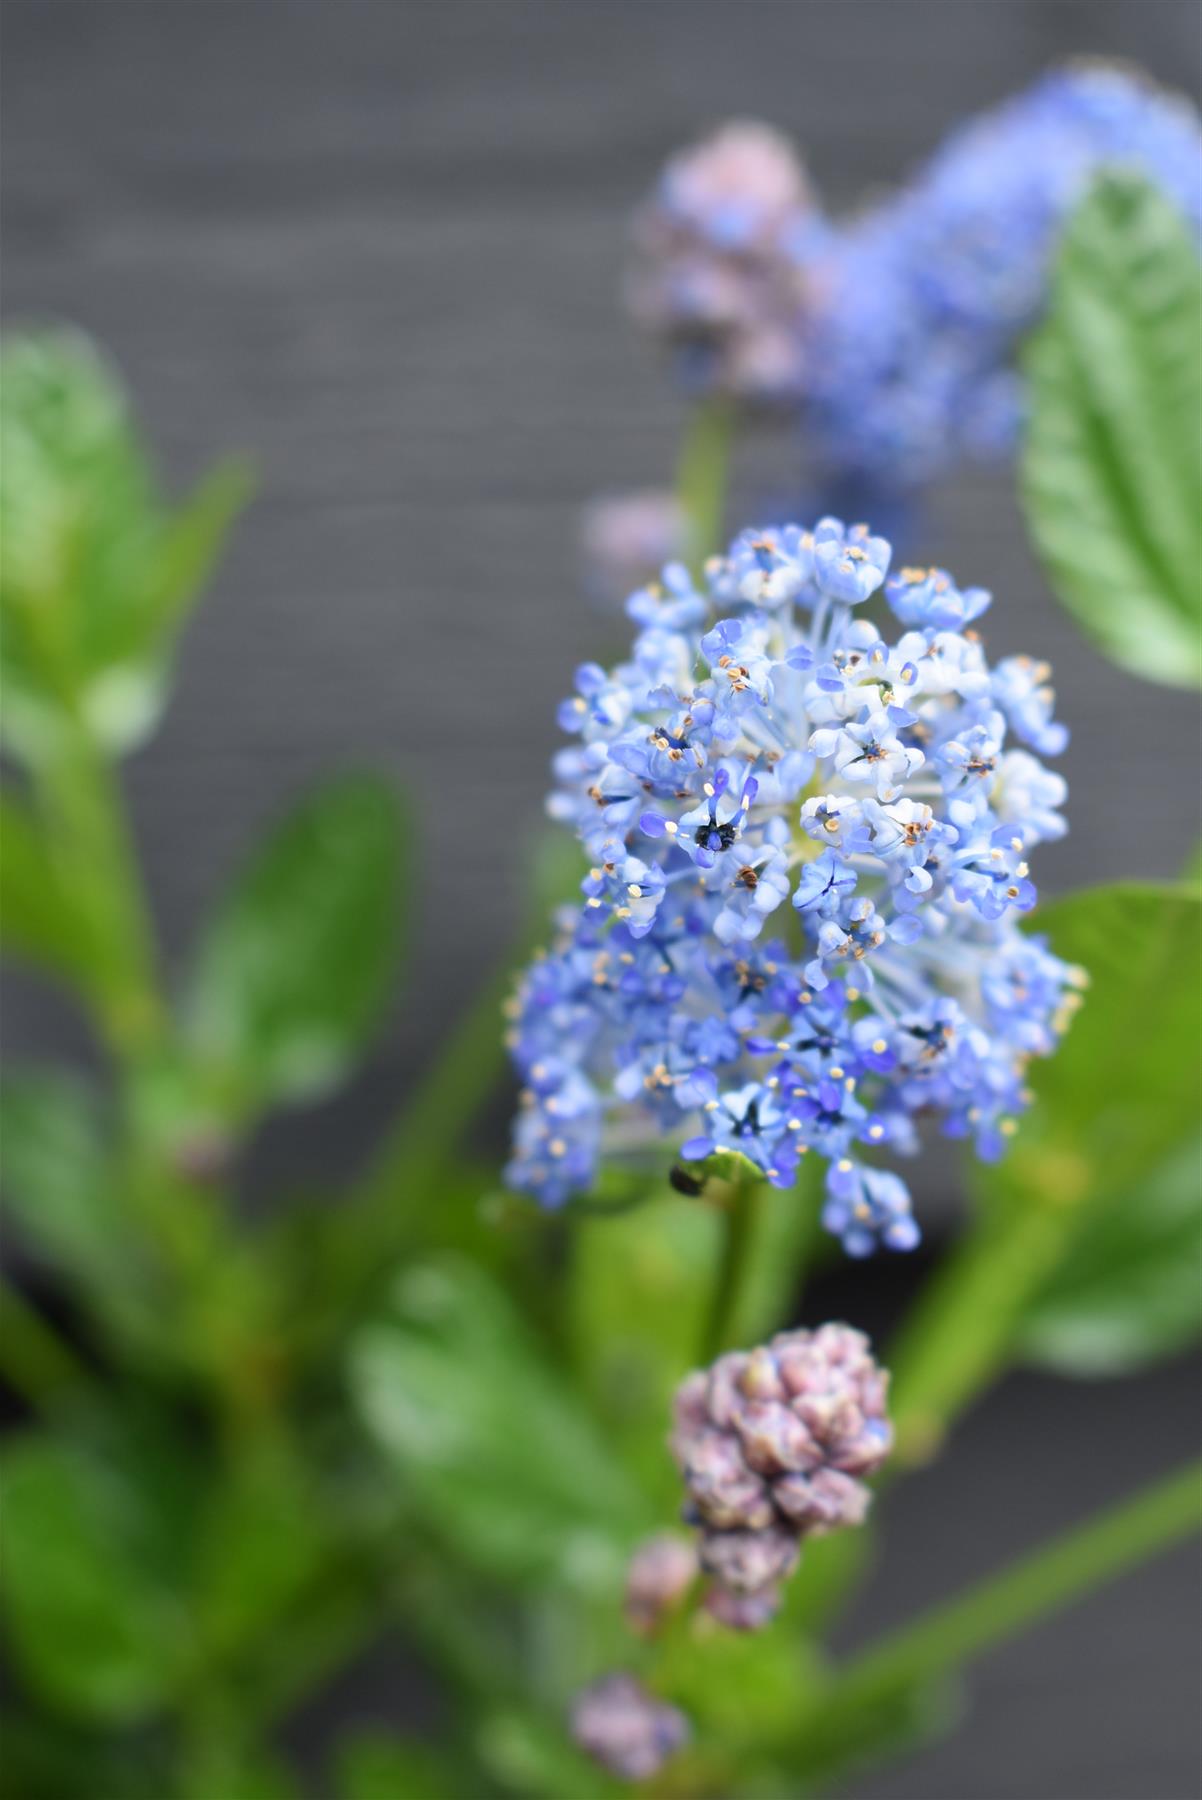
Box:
5 6 1201 1797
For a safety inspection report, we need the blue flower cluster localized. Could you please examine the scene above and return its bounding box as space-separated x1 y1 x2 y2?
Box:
505 520 1083 1254
628 65 1201 485
805 62 1202 486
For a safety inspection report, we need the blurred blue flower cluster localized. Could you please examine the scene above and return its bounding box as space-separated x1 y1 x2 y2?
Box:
629 63 1202 490
506 520 1081 1250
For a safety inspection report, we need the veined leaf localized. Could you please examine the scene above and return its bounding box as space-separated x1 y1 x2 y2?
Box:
1021 174 1202 687
183 775 404 1116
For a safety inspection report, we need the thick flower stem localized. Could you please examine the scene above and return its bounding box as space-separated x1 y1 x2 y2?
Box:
811 1457 1201 1733
676 396 734 576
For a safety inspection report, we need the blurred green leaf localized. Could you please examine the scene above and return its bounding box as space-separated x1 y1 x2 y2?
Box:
475 1711 614 1800
1022 174 1202 687
0 1711 171 1800
1 1432 194 1721
570 1183 720 1501
183 775 403 1116
988 883 1200 1212
1019 1134 1202 1375
0 330 250 761
193 1438 329 1664
350 1257 648 1586
0 786 94 989
178 1741 301 1800
335 1732 463 1800
0 1069 140 1302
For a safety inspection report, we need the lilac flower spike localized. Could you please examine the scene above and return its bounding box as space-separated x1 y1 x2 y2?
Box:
506 515 1081 1249
672 1324 892 1628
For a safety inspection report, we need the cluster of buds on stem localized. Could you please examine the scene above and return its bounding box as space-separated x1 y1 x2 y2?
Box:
671 1322 892 1627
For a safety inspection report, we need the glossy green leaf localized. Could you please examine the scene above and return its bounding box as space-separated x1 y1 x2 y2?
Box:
184 775 403 1114
1022 174 1202 687
1019 1134 1202 1375
1 1433 193 1721
350 1257 648 1586
0 331 250 761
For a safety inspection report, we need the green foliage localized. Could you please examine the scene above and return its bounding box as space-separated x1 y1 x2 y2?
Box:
350 1257 649 1587
992 883 1200 1215
0 1069 166 1350
0 331 250 762
1018 1133 1202 1375
335 1732 464 1800
1 1430 195 1722
0 786 94 991
183 775 404 1118
1022 174 1202 687
570 1184 721 1497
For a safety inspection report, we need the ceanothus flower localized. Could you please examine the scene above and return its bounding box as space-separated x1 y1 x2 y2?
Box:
505 516 1081 1254
625 66 1200 493
804 62 1202 488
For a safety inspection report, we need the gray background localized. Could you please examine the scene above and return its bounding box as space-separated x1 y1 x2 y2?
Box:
5 4 1201 1797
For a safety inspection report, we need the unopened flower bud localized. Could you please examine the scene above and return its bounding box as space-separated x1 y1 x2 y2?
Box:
671 1322 891 1630
624 1533 698 1635
570 1673 690 1782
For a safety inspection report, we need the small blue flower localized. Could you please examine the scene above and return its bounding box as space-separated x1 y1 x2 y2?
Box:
812 518 891 603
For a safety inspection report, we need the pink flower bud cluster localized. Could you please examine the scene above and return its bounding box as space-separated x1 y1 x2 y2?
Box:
626 121 826 403
569 1672 691 1782
671 1323 892 1627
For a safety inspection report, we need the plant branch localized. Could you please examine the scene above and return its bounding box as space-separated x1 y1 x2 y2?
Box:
816 1457 1201 1727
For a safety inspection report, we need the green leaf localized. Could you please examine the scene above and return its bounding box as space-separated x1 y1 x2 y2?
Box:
993 883 1201 1207
0 330 250 761
349 1257 648 1587
0 1070 128 1292
0 786 93 989
335 1732 462 1800
1019 1134 1202 1375
570 1182 721 1502
1022 174 1202 687
1 1432 193 1721
978 882 1202 1373
193 1439 329 1663
183 775 403 1115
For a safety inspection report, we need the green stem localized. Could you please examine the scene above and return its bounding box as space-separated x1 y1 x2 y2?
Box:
36 731 166 1062
676 396 733 575
698 1166 762 1364
818 1457 1201 1722
0 1279 91 1406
